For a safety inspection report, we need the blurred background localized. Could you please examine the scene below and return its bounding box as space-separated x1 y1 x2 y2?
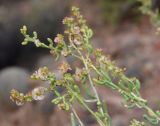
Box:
0 0 160 126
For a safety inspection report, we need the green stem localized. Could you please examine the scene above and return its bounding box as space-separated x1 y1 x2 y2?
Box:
74 93 106 126
71 106 84 126
71 43 106 118
67 85 106 126
91 64 160 124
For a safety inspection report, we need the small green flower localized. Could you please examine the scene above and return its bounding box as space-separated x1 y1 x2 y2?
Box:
20 25 27 35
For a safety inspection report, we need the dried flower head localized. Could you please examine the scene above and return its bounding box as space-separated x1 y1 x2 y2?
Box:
58 62 71 74
58 103 70 111
62 17 74 25
94 48 103 57
74 68 87 82
61 49 71 57
73 26 81 34
10 89 25 106
32 86 46 100
31 67 49 80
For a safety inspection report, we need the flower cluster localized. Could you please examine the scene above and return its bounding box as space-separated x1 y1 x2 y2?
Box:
74 68 87 82
130 119 146 126
54 34 64 43
10 89 32 106
58 62 71 74
31 66 50 80
10 86 47 106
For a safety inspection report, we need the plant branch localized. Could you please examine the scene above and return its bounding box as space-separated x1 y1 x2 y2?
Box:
71 106 84 126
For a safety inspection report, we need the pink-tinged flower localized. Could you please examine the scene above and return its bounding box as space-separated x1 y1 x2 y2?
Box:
32 86 46 100
54 36 60 43
54 34 64 43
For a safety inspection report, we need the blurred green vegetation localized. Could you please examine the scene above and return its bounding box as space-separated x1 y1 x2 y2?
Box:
99 0 141 25
100 0 160 26
138 0 160 27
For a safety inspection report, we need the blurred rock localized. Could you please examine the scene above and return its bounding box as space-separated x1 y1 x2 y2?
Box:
9 104 45 126
36 55 55 70
0 67 30 108
49 108 70 126
36 55 67 79
126 62 144 81
112 115 128 126
0 0 68 69
36 93 55 115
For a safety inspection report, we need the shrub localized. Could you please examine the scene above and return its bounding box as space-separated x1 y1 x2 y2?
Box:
10 6 160 126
